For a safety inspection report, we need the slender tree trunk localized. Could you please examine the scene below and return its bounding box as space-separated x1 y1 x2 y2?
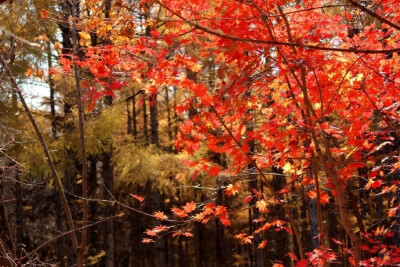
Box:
127 100 132 134
308 186 319 249
58 2 79 263
215 178 225 266
88 156 98 261
153 190 166 267
165 87 172 148
14 169 22 256
47 40 57 139
143 98 148 143
173 87 178 140
64 148 78 267
71 1 89 264
132 96 137 137
103 152 114 267
195 194 204 267
55 191 66 267
149 94 159 146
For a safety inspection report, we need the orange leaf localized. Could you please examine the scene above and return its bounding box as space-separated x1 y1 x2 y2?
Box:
256 199 269 213
331 237 343 245
319 191 330 205
154 211 168 221
141 238 153 243
234 233 247 239
225 184 239 196
183 201 196 213
171 208 188 218
144 229 158 237
243 195 253 203
182 232 194 237
131 194 144 202
220 216 231 227
242 235 253 244
288 252 298 261
40 9 49 19
208 165 221 177
258 240 268 249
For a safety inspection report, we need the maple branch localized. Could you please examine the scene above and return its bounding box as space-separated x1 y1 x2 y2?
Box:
278 4 319 121
101 185 192 223
346 0 400 31
310 67 324 116
125 89 145 101
156 5 351 22
156 0 400 54
359 56 400 85
18 213 123 262
268 4 352 17
0 55 79 252
360 85 400 140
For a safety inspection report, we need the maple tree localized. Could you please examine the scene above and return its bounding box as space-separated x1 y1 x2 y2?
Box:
46 0 400 265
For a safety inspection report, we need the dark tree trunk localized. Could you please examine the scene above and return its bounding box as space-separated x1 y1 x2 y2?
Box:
149 94 158 146
47 40 57 139
195 193 204 267
153 190 166 267
127 100 132 134
59 5 76 261
64 148 78 267
173 87 178 140
55 191 66 267
59 1 72 55
132 96 137 137
165 87 172 148
215 178 226 267
103 152 114 267
88 156 98 261
14 169 22 255
308 186 319 249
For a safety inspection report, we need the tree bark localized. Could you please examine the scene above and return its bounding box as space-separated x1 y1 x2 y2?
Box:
103 153 114 267
149 94 159 146
143 98 148 143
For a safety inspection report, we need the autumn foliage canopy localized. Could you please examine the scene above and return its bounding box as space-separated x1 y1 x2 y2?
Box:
48 0 400 265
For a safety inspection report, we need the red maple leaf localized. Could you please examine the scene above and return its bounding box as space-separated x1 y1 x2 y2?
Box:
183 201 196 213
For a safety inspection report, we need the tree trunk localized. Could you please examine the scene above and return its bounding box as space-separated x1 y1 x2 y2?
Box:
143 98 148 143
47 40 57 139
149 94 159 146
308 187 319 249
132 96 137 137
165 87 172 149
153 190 166 267
58 2 77 262
103 152 114 267
127 100 132 134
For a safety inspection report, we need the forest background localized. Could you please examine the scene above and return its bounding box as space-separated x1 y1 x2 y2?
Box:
1 0 400 266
